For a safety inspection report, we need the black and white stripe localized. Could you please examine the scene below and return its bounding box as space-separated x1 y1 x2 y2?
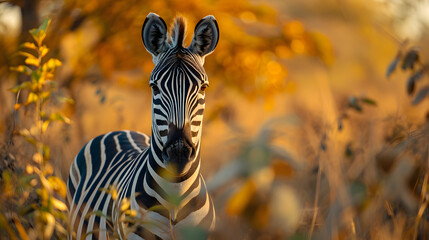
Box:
67 13 219 239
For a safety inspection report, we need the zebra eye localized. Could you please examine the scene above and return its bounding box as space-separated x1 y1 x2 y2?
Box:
200 84 208 92
151 84 160 95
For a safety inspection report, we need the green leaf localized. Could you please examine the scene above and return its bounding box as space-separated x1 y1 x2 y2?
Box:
43 144 50 161
348 96 362 112
49 113 71 124
349 181 367 206
9 81 32 92
57 96 75 104
178 226 209 240
29 18 51 45
360 97 377 106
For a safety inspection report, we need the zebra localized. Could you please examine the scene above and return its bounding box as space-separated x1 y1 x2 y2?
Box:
67 12 219 239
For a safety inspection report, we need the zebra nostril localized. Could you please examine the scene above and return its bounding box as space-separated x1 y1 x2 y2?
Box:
162 139 194 173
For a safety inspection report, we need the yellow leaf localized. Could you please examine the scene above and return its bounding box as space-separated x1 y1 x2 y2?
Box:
10 65 32 75
43 212 55 239
40 175 53 194
42 120 50 133
14 103 21 110
19 51 35 59
21 42 37 50
51 197 68 211
44 164 54 175
125 209 138 217
25 56 39 67
110 187 118 200
45 58 62 69
120 198 131 212
13 217 30 240
48 176 67 198
27 92 38 104
30 178 38 186
0 213 18 240
26 164 34 174
226 180 256 215
40 46 49 58
33 153 43 164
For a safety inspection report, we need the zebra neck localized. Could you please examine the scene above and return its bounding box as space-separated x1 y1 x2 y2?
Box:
145 135 202 209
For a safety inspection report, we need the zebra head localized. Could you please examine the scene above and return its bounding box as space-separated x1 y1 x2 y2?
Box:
142 13 219 176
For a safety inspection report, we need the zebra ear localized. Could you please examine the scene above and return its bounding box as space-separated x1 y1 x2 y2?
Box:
142 13 168 57
189 15 219 59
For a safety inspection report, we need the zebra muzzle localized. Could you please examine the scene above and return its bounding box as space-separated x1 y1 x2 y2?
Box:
162 124 196 174
163 139 194 174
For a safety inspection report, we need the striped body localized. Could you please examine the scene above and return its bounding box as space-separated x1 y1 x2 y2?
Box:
67 131 214 239
67 13 219 239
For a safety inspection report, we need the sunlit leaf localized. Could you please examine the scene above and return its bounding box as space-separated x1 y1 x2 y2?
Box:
269 185 301 232
42 120 50 133
120 198 131 212
41 212 55 239
57 96 75 104
40 91 51 102
49 112 71 124
44 165 53 177
412 86 429 105
19 51 36 59
311 32 334 66
21 42 37 50
40 46 49 58
43 58 62 71
226 179 255 215
0 213 18 240
33 153 43 164
10 65 32 75
27 92 38 104
51 197 68 211
26 164 34 174
29 18 51 45
25 56 39 67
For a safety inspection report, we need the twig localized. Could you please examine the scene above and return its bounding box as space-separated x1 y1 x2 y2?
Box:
309 154 322 240
413 147 429 240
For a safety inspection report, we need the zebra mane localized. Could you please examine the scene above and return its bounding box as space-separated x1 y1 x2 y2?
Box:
169 16 186 48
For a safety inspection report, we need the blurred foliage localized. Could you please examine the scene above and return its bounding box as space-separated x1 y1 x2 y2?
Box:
0 0 332 103
387 41 429 107
1 18 69 239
